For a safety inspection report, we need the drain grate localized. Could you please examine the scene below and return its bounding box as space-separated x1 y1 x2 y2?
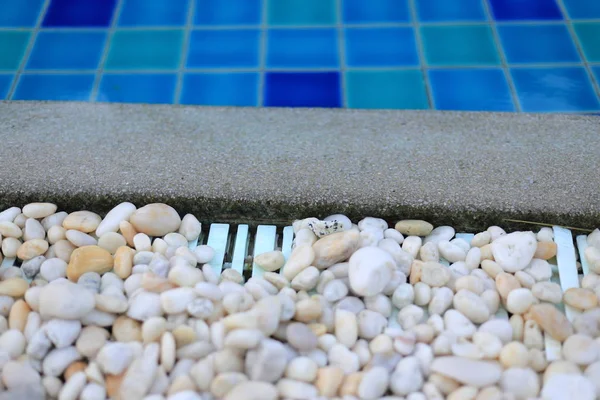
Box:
0 222 591 363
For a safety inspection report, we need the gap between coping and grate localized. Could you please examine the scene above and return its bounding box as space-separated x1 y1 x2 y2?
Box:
0 222 589 360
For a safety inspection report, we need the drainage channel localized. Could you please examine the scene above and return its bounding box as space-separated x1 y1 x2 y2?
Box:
0 221 592 363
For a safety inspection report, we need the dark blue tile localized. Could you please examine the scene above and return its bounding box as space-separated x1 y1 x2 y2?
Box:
119 0 189 26
264 72 341 107
342 0 410 23
13 73 95 101
429 68 515 111
345 27 419 67
511 67 600 112
266 29 338 68
43 0 118 27
180 73 258 106
97 73 177 103
186 29 260 68
563 0 600 19
0 0 44 27
26 31 107 70
194 0 261 25
415 0 486 22
0 74 14 99
488 0 563 21
498 24 579 64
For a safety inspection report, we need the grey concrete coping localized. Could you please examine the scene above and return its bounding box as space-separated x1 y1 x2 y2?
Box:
0 101 598 231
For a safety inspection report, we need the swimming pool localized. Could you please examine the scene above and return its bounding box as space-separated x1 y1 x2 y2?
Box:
1 0 599 112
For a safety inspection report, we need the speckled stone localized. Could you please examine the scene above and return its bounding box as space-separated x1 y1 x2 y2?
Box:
0 102 598 230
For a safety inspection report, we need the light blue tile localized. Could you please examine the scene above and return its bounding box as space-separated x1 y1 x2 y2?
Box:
345 27 419 67
498 24 580 64
267 0 336 25
429 68 515 111
119 0 189 26
415 0 486 22
26 31 107 70
343 0 410 23
13 74 95 101
97 73 177 104
266 29 338 68
180 73 258 106
511 67 600 112
0 0 44 27
186 29 260 68
194 0 261 25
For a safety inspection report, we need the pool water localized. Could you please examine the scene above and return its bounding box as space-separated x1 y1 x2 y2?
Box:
1 0 599 112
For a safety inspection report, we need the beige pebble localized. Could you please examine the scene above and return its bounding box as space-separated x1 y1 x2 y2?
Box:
499 341 529 368
430 357 502 388
1 237 21 258
506 288 535 315
428 373 461 395
495 272 521 301
447 386 478 400
66 245 113 282
532 281 562 303
47 226 66 244
409 260 422 285
0 221 22 238
22 203 57 219
402 236 422 258
17 239 48 261
480 244 493 261
54 239 75 262
129 203 181 236
8 299 30 332
335 309 358 348
563 287 598 311
62 211 102 233
119 221 137 247
510 314 524 341
97 232 126 254
112 316 142 342
254 250 285 272
223 381 278 400
523 319 544 350
562 334 599 366
395 220 433 236
113 246 133 279
481 260 503 279
294 298 322 323
471 231 491 248
0 278 29 298
339 371 363 396
453 290 490 324
528 303 573 341
282 245 315 281
65 230 97 247
534 241 557 260
420 262 451 287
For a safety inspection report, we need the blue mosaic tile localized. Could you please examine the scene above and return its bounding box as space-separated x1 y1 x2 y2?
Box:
268 0 336 25
27 31 107 70
498 24 580 64
488 0 563 21
267 29 338 68
342 0 410 23
415 0 486 22
98 73 177 104
511 67 600 112
574 23 600 63
186 29 260 68
429 68 515 111
180 73 258 106
119 0 189 26
0 74 14 99
106 30 183 70
592 67 600 85
345 28 419 67
345 70 428 109
0 0 44 27
264 72 341 107
13 73 95 101
43 0 118 27
563 0 600 19
194 0 261 25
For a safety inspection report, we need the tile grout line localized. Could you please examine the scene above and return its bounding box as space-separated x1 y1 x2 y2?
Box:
173 0 195 105
480 0 522 112
408 0 434 109
554 0 600 102
335 0 347 107
256 0 268 107
6 0 51 100
89 0 125 102
1 18 600 32
16 61 600 75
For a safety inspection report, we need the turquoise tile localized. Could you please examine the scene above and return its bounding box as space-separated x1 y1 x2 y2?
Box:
421 25 500 66
105 30 183 70
267 0 336 25
0 31 31 70
345 70 428 109
573 23 600 63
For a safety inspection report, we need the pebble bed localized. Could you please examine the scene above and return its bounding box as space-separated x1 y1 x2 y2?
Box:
0 203 599 400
